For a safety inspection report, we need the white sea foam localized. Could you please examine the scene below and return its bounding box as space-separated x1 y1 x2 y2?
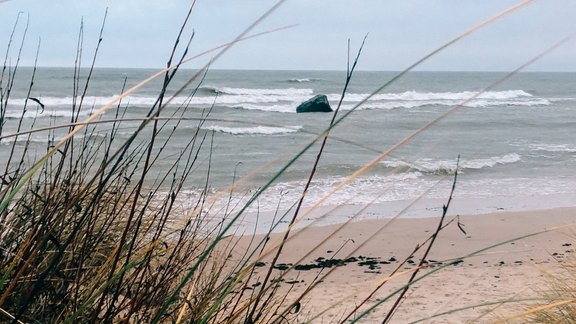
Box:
9 96 120 107
222 89 547 112
381 153 522 175
263 172 425 205
286 78 322 83
183 173 576 212
204 125 302 135
200 86 314 96
5 96 551 117
6 94 296 110
529 144 576 153
4 109 94 119
336 90 548 110
549 97 576 102
203 89 535 106
174 174 576 233
196 94 311 105
6 89 547 114
229 104 296 113
205 172 428 213
225 97 549 113
463 98 550 108
331 90 533 102
0 133 106 145
344 99 549 111
0 136 50 145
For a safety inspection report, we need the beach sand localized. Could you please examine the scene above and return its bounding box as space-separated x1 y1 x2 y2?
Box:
232 207 576 323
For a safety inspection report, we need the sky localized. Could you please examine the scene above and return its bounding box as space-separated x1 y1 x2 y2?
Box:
0 0 575 71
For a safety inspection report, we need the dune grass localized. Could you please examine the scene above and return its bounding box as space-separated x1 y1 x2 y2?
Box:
1 0 575 323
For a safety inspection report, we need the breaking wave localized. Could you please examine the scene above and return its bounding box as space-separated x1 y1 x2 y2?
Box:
529 144 576 153
221 89 548 113
286 78 323 83
204 125 302 135
332 90 534 102
0 133 107 145
5 89 549 115
196 172 428 214
4 108 94 119
199 86 314 96
381 153 522 175
7 89 551 118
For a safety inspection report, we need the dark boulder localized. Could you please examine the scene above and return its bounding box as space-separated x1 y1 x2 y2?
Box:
296 94 333 113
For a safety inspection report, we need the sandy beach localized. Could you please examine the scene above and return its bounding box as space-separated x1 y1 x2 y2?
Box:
233 207 576 323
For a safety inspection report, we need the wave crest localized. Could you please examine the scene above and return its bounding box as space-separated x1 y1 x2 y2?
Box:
332 90 533 102
4 109 93 119
204 125 302 135
286 78 322 83
382 153 522 175
6 89 547 115
199 86 313 96
529 144 576 153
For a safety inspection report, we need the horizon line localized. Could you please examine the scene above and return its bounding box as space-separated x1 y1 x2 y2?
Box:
13 66 576 73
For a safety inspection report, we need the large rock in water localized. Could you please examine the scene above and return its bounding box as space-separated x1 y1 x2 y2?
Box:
296 94 333 113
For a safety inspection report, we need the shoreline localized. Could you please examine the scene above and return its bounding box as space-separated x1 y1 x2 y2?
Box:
233 206 576 322
236 193 576 235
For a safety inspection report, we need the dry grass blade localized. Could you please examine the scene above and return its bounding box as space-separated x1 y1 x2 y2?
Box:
495 300 576 323
407 297 552 324
0 307 24 324
494 249 576 323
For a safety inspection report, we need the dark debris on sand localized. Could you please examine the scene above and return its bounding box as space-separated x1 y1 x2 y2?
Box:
272 255 447 274
292 255 400 272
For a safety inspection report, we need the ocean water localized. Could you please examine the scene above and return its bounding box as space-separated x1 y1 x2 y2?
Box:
2 68 575 228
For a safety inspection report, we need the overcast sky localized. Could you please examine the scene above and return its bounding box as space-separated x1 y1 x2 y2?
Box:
0 0 574 71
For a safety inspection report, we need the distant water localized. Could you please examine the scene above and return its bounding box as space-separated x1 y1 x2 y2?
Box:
2 68 576 226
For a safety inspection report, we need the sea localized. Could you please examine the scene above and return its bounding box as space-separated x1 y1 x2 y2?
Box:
2 68 575 232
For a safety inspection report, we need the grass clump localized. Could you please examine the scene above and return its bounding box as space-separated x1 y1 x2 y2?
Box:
0 6 287 323
2 1 573 323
